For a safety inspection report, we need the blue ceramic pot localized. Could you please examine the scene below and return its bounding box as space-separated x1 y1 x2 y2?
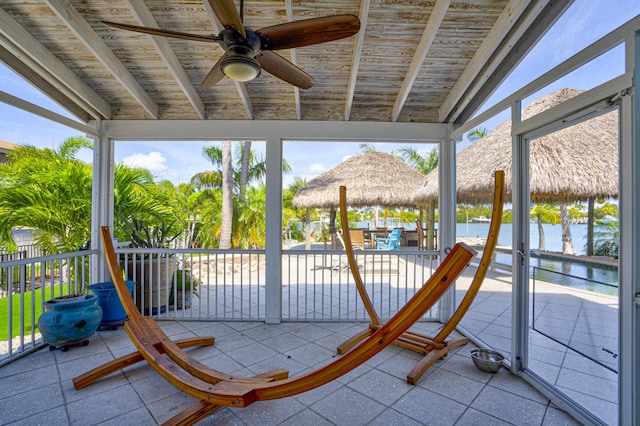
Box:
88 281 135 324
37 294 102 346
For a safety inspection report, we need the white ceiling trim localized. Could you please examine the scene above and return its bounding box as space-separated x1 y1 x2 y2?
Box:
102 119 448 142
0 90 99 136
0 44 92 122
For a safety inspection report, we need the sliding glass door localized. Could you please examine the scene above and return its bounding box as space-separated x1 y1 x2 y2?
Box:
514 103 620 425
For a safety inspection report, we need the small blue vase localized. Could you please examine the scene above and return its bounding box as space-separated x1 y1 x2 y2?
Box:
38 294 102 348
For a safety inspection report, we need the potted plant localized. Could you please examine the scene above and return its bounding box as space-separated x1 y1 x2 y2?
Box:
37 293 102 351
120 216 181 315
170 269 199 310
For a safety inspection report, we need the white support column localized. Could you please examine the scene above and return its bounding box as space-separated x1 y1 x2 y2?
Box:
264 137 283 323
618 29 639 426
437 129 456 323
510 100 529 374
90 129 114 284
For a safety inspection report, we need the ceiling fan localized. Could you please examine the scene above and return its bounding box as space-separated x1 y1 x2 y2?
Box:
103 0 360 89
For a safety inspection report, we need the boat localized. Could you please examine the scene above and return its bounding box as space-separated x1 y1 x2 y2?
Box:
471 216 491 223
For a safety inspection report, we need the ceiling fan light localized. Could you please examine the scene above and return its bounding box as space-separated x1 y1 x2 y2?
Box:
221 55 261 82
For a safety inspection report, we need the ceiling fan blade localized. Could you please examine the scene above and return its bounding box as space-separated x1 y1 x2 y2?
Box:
257 15 360 50
102 21 220 43
202 55 226 86
207 0 246 39
256 51 315 90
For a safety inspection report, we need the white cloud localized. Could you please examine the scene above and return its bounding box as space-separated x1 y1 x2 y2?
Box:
121 151 168 172
307 163 325 174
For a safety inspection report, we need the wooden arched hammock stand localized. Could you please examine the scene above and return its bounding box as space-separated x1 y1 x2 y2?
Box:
73 213 480 424
337 170 505 385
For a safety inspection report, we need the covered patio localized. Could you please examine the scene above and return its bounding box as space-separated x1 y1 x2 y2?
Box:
1 267 584 425
1 1 639 425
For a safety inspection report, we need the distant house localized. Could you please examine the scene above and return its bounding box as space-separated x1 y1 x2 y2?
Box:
0 140 17 164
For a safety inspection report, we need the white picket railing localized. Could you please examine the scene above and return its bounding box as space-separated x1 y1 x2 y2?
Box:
1 247 441 365
0 250 94 365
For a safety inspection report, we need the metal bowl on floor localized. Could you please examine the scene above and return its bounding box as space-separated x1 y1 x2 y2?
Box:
470 348 504 373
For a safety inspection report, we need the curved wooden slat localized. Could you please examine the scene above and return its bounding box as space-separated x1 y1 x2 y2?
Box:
336 170 506 385
76 224 475 422
250 242 475 401
433 170 504 342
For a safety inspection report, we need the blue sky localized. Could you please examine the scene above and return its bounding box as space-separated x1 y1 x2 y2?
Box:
1 1 639 187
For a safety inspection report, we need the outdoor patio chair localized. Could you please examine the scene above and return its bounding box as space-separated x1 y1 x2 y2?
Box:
376 228 402 250
416 220 427 250
349 229 366 249
72 226 476 425
332 229 363 272
337 171 505 385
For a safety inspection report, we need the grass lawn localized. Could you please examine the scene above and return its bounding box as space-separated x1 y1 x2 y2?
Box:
0 287 62 339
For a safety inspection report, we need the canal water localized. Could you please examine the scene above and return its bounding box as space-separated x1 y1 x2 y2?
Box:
459 222 619 296
319 220 618 295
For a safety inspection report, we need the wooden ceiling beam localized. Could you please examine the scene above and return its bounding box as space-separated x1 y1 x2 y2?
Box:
438 0 534 123
203 0 253 119
391 0 450 122
43 0 159 119
344 0 369 121
124 0 206 119
285 0 301 120
0 6 111 120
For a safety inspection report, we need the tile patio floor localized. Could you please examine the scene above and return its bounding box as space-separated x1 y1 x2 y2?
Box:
0 317 582 425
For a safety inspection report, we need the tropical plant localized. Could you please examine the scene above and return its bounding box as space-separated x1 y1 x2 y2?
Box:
466 127 488 142
588 221 619 258
120 216 181 250
0 139 93 253
0 137 178 255
233 185 267 248
171 269 199 297
595 202 618 221
283 177 311 228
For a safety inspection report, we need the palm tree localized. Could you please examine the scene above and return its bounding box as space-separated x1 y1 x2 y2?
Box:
466 127 488 142
193 142 271 196
192 142 290 249
239 140 251 200
397 146 438 249
559 203 576 255
220 141 233 249
530 204 560 251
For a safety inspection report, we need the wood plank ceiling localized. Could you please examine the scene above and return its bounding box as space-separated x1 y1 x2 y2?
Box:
0 0 572 125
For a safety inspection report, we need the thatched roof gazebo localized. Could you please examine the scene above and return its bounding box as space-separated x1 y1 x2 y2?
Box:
413 88 618 205
293 150 425 248
413 88 618 255
294 150 425 208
